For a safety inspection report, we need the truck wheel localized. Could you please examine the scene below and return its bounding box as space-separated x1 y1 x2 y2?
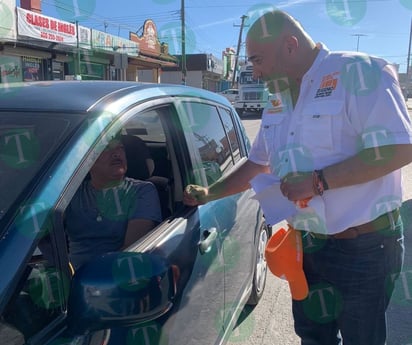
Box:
235 108 244 117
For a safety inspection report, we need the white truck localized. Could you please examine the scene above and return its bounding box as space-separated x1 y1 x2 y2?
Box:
234 64 271 117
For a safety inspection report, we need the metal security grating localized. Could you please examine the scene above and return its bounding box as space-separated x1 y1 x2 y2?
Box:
244 91 264 101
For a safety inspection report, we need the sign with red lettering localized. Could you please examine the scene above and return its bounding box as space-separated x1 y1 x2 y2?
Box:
17 7 77 45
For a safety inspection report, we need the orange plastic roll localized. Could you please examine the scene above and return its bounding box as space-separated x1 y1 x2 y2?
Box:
265 226 309 300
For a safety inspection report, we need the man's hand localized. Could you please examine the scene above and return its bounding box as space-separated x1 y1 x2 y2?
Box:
183 184 209 206
280 172 314 201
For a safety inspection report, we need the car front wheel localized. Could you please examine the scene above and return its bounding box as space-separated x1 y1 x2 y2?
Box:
247 223 270 305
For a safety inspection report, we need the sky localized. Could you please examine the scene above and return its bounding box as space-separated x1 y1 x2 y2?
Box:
36 0 412 73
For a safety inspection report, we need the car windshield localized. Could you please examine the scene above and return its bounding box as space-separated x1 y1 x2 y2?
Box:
0 113 81 220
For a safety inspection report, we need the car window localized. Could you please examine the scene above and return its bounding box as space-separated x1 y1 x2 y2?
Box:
218 107 242 163
0 113 82 225
178 101 235 185
0 225 71 345
125 108 166 143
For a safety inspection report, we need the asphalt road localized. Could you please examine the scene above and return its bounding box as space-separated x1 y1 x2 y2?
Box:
231 104 412 345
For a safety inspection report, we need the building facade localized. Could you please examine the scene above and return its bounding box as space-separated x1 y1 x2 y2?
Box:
149 53 227 92
0 0 178 84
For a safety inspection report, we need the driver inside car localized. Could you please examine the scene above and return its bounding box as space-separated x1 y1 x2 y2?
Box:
64 134 162 270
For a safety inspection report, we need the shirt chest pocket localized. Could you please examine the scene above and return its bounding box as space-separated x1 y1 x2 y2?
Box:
261 114 287 153
261 114 287 175
299 101 343 156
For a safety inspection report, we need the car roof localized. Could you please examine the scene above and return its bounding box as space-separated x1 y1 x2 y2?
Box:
0 81 229 113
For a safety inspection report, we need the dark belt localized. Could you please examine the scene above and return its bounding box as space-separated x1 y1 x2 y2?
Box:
309 208 400 240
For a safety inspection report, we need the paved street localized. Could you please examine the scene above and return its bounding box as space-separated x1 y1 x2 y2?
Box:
231 100 412 345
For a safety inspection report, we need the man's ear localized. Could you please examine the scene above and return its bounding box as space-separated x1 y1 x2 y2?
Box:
284 35 298 55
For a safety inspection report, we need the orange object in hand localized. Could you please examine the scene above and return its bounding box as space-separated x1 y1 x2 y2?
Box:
294 197 311 208
265 225 309 300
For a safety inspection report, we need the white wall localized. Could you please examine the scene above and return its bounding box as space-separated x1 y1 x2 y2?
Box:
160 70 203 88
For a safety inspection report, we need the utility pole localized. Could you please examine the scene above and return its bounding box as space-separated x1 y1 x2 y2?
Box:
407 17 412 83
232 15 248 88
76 20 81 79
351 33 367 52
181 0 186 84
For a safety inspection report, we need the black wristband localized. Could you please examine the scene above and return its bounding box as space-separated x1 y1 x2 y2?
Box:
316 169 329 191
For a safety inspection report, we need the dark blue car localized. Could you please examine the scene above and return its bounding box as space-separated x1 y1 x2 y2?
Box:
0 81 269 345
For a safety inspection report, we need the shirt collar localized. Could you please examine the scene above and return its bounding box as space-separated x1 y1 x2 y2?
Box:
302 43 330 82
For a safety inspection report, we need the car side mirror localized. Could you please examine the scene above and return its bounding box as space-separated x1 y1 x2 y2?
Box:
67 252 177 335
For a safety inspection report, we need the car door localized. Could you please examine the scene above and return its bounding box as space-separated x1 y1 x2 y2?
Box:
171 100 260 337
213 106 262 331
114 101 226 345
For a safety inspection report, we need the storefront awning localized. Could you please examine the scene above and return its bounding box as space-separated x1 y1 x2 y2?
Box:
131 54 178 69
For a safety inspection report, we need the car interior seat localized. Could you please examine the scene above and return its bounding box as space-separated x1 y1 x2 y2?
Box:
121 135 171 220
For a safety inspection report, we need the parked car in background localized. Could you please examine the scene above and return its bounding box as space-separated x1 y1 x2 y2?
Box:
0 81 269 345
218 88 239 104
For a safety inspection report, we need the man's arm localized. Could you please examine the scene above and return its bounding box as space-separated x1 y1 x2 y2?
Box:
282 144 412 201
184 159 269 206
122 219 157 249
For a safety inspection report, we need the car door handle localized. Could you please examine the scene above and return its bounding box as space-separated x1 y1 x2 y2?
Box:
198 227 218 255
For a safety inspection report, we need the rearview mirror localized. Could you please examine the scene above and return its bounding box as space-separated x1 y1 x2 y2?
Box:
67 252 177 335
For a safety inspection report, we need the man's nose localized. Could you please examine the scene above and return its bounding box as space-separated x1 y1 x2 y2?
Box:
111 148 122 158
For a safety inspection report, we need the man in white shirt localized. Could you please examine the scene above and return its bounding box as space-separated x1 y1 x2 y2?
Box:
183 10 412 345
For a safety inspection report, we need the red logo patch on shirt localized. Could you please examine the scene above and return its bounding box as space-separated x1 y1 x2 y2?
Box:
315 73 338 98
266 98 284 114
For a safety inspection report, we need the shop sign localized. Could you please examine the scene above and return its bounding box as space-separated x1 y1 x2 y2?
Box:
22 56 43 81
92 29 139 57
17 7 77 45
78 26 92 49
0 56 22 83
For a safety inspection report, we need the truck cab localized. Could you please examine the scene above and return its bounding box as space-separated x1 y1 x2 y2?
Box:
234 64 270 117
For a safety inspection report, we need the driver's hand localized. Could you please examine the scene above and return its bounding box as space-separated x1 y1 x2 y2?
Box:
183 184 209 206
